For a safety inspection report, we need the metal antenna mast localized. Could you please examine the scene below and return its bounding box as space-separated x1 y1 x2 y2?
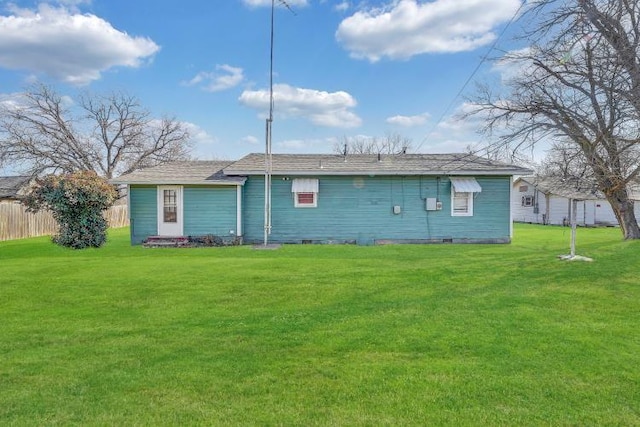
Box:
263 0 293 246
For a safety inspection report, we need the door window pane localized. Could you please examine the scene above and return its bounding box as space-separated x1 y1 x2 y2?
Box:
163 189 177 222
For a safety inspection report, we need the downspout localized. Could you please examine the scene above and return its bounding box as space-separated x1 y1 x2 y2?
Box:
509 176 514 239
236 184 243 237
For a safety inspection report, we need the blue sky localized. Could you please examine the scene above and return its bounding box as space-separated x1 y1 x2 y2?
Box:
0 0 526 170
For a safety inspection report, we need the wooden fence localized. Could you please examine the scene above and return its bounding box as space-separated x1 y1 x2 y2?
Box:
0 202 129 241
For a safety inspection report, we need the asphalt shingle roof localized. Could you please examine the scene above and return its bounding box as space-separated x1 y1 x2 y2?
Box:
110 161 246 185
223 153 533 176
532 177 603 200
112 153 533 185
0 176 32 199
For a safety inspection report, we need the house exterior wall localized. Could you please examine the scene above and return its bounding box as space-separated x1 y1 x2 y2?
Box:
594 201 619 225
183 186 238 237
572 200 614 226
547 195 572 225
129 185 238 244
512 181 545 223
242 175 512 244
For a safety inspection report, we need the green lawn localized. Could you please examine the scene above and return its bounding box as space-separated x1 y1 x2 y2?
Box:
1 224 638 426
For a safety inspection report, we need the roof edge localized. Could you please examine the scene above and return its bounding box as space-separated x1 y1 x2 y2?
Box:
111 178 247 186
223 169 532 176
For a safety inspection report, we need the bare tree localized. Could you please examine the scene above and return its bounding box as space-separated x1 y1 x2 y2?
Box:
538 141 595 181
0 84 192 178
470 0 640 239
465 141 535 167
333 133 413 155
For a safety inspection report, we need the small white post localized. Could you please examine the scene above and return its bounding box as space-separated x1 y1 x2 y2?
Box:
570 198 577 257
559 198 592 262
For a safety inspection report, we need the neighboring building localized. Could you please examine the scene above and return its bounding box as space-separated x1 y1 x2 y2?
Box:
512 176 640 226
0 176 32 203
112 153 532 245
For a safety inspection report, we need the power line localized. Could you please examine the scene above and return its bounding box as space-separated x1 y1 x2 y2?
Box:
415 2 525 159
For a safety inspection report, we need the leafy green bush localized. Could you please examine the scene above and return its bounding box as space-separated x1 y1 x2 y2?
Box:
23 171 117 249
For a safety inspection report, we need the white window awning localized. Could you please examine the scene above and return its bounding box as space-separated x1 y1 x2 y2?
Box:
450 177 482 193
291 178 319 193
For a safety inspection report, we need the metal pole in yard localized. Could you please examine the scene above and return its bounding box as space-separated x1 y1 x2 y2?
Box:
570 198 577 257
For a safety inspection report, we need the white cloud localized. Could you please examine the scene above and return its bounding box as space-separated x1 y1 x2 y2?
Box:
183 64 245 92
0 92 25 111
0 91 77 112
55 0 92 12
239 83 362 128
242 0 308 8
415 101 500 154
277 139 308 150
276 137 338 153
334 2 350 12
0 4 159 85
57 0 92 5
242 135 260 145
336 0 522 61
181 122 217 146
386 112 430 127
492 47 540 85
420 101 547 160
177 121 220 159
434 102 485 133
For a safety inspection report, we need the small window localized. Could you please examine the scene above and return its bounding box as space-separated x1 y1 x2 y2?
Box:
519 185 529 192
292 178 319 208
521 195 534 207
452 191 473 216
295 192 316 207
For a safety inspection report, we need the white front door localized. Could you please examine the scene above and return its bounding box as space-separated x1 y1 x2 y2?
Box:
157 186 183 236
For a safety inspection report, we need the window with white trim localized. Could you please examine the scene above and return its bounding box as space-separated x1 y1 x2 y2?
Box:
450 177 482 217
521 195 534 207
292 178 319 208
452 191 473 216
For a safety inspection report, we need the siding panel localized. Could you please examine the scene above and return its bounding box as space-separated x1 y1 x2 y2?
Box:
129 186 157 244
243 175 512 244
183 186 238 237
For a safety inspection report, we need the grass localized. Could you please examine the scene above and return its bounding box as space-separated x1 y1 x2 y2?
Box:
0 224 639 426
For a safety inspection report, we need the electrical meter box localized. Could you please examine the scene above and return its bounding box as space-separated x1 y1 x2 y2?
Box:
426 198 438 211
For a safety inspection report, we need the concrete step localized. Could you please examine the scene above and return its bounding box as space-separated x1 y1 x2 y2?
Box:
143 236 190 248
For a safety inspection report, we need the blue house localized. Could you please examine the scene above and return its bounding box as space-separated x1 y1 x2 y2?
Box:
112 153 531 245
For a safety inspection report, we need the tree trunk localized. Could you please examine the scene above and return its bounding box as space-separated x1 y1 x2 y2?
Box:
607 191 640 239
